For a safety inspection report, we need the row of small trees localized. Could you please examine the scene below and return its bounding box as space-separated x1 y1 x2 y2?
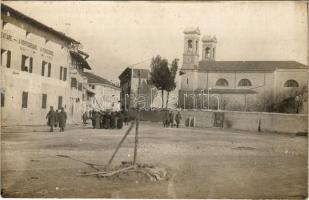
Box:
148 55 179 108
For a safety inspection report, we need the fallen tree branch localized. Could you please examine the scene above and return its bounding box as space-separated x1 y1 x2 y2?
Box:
80 165 135 176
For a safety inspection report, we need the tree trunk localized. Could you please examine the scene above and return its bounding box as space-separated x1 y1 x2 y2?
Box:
166 91 170 109
161 89 164 108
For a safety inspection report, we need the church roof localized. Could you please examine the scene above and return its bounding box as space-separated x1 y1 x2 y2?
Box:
198 60 308 72
82 72 119 88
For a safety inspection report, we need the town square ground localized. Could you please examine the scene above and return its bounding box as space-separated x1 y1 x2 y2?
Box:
1 122 307 198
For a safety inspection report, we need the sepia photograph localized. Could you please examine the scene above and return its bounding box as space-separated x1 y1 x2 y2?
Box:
0 1 308 198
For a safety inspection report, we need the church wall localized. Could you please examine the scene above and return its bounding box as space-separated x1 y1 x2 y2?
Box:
274 69 307 95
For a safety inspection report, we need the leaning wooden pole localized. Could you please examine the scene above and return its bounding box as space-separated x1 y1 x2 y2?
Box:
133 70 141 165
107 121 135 166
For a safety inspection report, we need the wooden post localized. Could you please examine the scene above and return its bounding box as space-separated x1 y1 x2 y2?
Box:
133 70 141 165
107 121 135 166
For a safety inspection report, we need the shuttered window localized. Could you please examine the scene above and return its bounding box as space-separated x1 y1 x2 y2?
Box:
22 91 28 108
47 63 51 77
63 67 67 81
1 49 11 68
21 55 33 73
58 96 63 109
41 61 46 76
60 66 63 80
1 92 4 107
42 94 47 109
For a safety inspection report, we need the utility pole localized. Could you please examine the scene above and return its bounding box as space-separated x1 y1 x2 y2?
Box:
133 69 141 165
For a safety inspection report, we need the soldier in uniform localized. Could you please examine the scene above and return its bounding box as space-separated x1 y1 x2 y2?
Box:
169 111 174 128
58 107 67 132
175 111 182 128
46 106 57 132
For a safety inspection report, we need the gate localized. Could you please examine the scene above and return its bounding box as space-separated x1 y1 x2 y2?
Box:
214 112 224 127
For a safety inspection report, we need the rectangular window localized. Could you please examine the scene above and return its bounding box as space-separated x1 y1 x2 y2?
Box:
47 63 51 77
60 66 63 80
1 49 11 68
1 92 4 107
21 55 33 73
42 94 47 109
22 91 28 108
71 78 77 88
58 96 62 109
41 61 46 76
63 67 67 81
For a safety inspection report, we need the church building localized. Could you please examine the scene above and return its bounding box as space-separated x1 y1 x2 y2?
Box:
179 27 308 113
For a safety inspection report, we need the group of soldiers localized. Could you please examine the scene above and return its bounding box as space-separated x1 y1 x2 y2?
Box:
46 106 67 132
163 110 182 128
83 110 129 130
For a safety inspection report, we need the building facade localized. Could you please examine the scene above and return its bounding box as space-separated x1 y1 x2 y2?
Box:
83 72 120 112
119 67 155 111
179 27 308 113
1 4 91 126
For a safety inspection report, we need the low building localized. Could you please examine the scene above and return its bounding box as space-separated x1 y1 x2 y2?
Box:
82 72 120 112
1 3 91 126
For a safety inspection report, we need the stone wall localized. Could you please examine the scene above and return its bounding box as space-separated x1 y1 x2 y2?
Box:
137 109 308 134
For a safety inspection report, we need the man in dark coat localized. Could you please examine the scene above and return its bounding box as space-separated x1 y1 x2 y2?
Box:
106 112 111 129
163 110 169 127
175 111 182 128
94 111 100 129
82 112 88 125
46 106 57 132
169 111 174 128
123 111 129 125
110 112 115 129
91 110 96 128
58 107 67 132
117 112 123 129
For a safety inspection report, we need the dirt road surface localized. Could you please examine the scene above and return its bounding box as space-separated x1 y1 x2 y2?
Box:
1 122 307 198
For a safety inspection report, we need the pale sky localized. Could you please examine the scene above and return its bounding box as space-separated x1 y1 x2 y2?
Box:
5 1 308 83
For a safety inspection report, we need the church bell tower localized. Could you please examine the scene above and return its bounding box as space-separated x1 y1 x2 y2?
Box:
202 35 217 61
182 27 200 69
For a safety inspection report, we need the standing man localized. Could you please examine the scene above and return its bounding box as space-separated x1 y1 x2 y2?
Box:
123 110 129 126
58 107 67 132
46 106 57 132
82 111 88 125
175 111 182 128
169 111 174 128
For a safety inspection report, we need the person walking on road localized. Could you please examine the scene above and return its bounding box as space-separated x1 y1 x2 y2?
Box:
58 107 67 132
46 106 57 132
175 111 182 128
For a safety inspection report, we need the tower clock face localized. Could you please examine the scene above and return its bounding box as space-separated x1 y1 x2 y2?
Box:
186 57 191 63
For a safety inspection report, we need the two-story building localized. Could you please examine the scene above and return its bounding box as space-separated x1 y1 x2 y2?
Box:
1 3 91 125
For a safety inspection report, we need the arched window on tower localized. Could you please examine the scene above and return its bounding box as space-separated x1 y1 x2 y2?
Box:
216 79 229 87
187 78 189 85
188 40 193 52
284 79 299 87
238 79 252 87
196 40 198 52
205 47 210 59
213 48 216 59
